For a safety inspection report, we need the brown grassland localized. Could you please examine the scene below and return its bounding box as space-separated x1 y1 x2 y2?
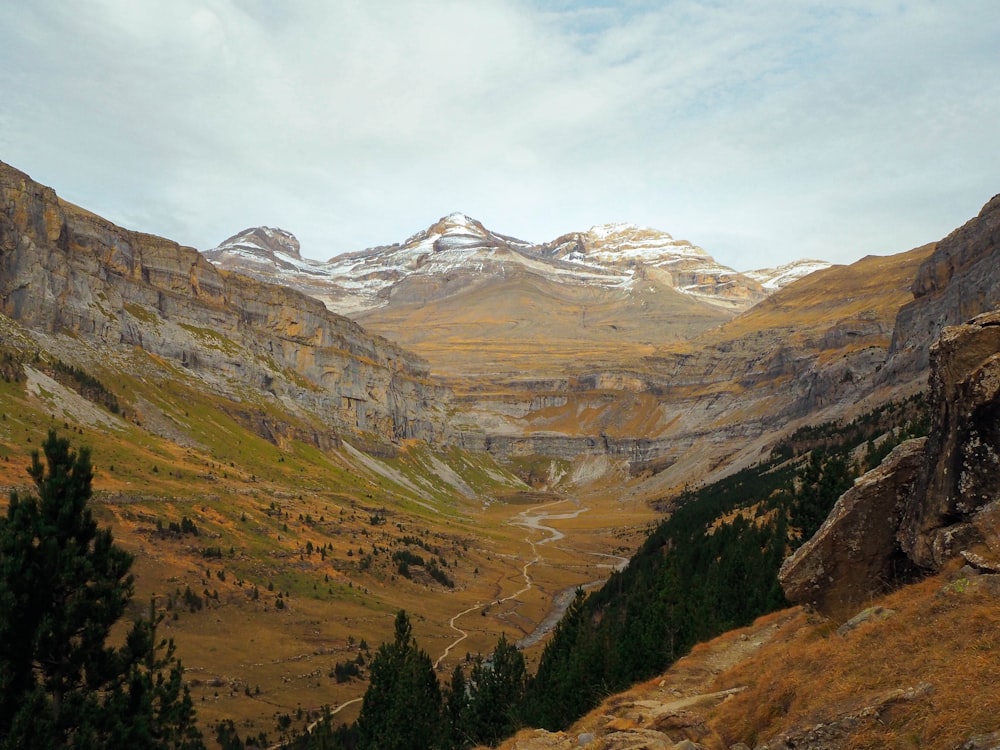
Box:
0 365 658 739
496 565 1000 749
705 565 1000 749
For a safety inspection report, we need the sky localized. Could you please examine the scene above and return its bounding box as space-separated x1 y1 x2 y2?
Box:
1 1 998 271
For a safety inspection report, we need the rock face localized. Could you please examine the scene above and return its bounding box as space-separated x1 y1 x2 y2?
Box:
781 310 1000 617
886 193 1000 379
0 161 451 446
898 309 1000 569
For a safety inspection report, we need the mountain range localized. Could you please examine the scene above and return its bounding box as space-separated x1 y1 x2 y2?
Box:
203 213 828 319
2 156 999 746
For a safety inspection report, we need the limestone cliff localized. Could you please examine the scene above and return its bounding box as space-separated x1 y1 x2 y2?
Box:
886 193 1000 378
0 161 451 446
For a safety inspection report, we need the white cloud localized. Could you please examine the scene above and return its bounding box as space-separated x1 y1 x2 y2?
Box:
1 0 998 270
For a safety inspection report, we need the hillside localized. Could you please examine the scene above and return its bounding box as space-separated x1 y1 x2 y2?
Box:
497 572 1000 750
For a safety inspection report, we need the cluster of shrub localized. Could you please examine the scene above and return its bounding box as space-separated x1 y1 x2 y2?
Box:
392 548 455 588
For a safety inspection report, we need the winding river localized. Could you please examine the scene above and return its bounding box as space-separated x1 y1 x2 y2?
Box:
434 500 628 668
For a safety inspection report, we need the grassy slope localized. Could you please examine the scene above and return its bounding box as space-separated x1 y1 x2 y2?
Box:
694 245 935 357
494 565 1000 750
0 344 657 740
355 267 732 383
706 566 1000 748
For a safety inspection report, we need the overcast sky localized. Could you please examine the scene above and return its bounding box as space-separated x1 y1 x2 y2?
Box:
2 1 998 271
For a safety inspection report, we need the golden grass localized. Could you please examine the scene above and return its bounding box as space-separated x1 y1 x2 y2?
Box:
706 569 1000 749
356 271 731 381
696 245 934 351
0 365 661 739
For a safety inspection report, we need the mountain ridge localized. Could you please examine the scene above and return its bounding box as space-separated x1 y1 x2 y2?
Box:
204 214 829 318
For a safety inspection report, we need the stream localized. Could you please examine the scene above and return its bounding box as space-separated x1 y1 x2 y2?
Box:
434 500 629 667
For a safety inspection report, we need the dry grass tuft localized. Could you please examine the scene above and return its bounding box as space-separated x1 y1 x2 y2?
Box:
706 571 1000 748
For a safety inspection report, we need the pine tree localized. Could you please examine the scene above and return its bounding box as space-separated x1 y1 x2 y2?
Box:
0 430 204 749
355 610 443 750
445 664 471 749
466 634 526 746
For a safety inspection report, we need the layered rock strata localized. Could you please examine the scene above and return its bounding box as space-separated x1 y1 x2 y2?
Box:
0 161 451 445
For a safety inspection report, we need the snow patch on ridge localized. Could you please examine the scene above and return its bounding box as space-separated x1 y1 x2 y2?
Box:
746 260 832 290
203 215 829 316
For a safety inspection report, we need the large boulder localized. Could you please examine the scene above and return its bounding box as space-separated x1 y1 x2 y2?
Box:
782 309 1000 617
779 438 927 619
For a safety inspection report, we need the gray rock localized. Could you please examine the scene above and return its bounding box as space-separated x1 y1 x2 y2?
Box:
958 730 1000 750
836 606 896 636
885 191 1000 380
899 310 1000 570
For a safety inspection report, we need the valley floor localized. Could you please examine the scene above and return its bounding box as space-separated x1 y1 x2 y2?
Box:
95 478 654 737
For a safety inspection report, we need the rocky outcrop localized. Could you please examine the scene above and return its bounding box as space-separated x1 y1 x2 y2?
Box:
898 309 1000 569
0 161 451 446
779 438 927 619
781 310 1000 617
755 683 934 750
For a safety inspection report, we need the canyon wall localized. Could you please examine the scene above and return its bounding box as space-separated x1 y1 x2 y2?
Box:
0 161 451 446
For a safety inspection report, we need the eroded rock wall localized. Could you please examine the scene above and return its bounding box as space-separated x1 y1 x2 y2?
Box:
887 193 1000 377
0 161 450 445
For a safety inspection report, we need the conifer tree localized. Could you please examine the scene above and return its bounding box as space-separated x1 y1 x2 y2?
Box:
465 634 526 746
445 664 471 749
0 431 204 749
355 610 443 750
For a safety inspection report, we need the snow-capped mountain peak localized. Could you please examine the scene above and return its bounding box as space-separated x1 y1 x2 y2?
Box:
213 226 300 259
202 215 829 317
745 259 832 291
202 226 339 279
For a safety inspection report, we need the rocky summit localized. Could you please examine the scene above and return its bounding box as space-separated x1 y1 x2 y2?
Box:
204 213 828 318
